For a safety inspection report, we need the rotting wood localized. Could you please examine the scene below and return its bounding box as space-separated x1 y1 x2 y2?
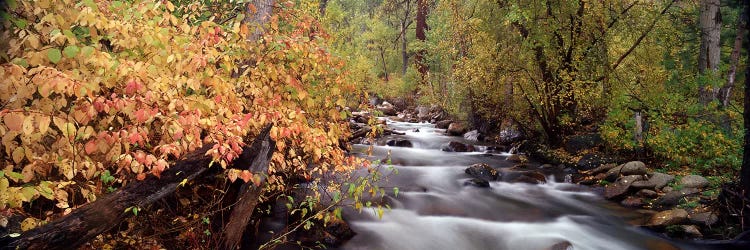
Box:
1 124 274 250
220 124 275 250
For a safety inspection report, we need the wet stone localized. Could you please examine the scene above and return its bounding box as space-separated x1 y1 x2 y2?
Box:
621 196 645 208
465 163 499 181
464 178 490 188
604 175 643 199
386 139 413 147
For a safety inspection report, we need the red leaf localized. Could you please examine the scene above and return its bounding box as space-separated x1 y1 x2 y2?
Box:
240 170 252 183
84 140 97 155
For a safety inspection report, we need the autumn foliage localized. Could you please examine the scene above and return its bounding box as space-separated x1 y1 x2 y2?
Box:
0 0 356 229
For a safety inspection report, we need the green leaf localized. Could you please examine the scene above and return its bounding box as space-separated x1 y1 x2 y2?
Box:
332 191 340 202
7 171 23 181
12 18 27 29
81 46 94 57
333 208 342 219
47 49 62 64
62 29 75 39
347 183 355 196
21 186 37 201
11 58 28 68
63 46 80 58
393 187 399 197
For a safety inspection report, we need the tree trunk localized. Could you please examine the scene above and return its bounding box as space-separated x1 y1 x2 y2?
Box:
246 0 275 41
220 126 275 250
719 6 747 108
698 0 722 104
415 0 428 83
319 0 328 16
740 0 750 228
2 125 274 250
401 20 409 75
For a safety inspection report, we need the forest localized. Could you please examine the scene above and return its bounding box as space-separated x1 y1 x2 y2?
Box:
1 0 750 249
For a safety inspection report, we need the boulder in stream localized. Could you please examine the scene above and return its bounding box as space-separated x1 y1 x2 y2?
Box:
435 120 453 129
447 122 468 136
604 175 644 199
386 139 413 147
465 163 499 181
463 130 481 142
464 178 490 188
442 141 475 152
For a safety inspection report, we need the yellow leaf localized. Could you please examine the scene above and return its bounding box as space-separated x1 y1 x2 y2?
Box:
21 218 39 232
22 116 34 136
12 147 24 164
60 161 74 180
166 1 175 12
37 115 50 134
60 122 76 139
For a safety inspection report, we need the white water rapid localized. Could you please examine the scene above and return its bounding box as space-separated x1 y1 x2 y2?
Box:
340 119 704 250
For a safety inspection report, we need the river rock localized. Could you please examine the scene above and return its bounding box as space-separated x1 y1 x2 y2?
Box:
586 163 617 175
464 130 481 142
605 161 647 181
498 120 524 144
680 175 709 189
648 209 688 226
653 188 700 210
688 212 718 226
435 120 453 129
650 172 675 190
507 171 547 184
546 241 572 250
416 106 431 121
631 172 675 190
386 139 413 147
604 175 643 199
636 189 659 198
376 102 397 116
447 122 468 136
464 178 490 188
621 196 645 208
681 225 703 238
442 141 475 152
465 163 499 181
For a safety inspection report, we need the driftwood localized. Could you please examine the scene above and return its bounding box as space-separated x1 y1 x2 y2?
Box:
2 125 274 250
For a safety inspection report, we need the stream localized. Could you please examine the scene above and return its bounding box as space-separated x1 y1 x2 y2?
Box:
339 119 705 250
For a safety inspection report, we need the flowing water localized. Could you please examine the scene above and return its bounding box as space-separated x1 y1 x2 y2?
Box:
339 119 703 250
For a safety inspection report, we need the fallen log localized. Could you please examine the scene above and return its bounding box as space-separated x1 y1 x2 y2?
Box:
220 124 275 250
2 125 274 250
